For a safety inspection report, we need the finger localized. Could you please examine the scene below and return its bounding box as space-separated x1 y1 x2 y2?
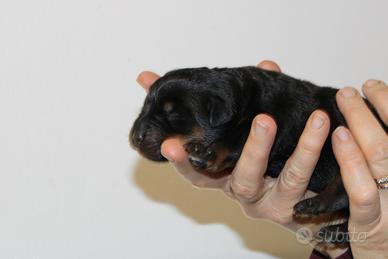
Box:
332 126 381 228
336 87 388 179
257 60 281 72
272 110 330 204
161 138 229 189
136 71 160 91
230 114 277 203
362 79 388 125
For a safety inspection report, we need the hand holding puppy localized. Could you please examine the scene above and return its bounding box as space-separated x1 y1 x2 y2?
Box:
136 61 328 230
136 61 388 258
332 81 388 259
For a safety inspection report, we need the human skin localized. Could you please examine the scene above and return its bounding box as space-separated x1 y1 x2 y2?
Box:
332 81 388 259
136 61 388 258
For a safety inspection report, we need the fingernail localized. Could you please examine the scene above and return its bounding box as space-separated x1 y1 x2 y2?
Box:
364 79 380 88
340 87 356 98
335 127 349 141
311 113 325 129
255 119 269 135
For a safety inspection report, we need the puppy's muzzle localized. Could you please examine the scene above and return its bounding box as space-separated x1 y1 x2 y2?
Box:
130 118 166 162
131 121 147 146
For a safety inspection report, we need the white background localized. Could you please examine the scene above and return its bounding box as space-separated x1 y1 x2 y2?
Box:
1 0 387 258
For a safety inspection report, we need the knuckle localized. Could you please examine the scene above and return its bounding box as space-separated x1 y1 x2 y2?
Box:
365 142 388 164
298 131 326 156
349 188 379 208
280 162 310 190
342 149 365 168
230 180 258 201
298 141 321 157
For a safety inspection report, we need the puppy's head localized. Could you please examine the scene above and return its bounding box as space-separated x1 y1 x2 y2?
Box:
130 67 250 175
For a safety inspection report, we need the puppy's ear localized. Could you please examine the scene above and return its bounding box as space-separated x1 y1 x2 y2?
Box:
206 96 233 127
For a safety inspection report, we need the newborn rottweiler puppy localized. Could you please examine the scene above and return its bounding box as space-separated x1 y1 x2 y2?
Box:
130 66 387 244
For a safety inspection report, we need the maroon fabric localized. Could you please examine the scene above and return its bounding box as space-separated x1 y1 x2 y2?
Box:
335 249 354 259
309 249 329 259
309 249 353 259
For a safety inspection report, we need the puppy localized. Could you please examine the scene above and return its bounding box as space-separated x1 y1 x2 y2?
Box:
130 66 387 244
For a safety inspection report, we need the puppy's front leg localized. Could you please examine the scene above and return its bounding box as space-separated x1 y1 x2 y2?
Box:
293 174 349 216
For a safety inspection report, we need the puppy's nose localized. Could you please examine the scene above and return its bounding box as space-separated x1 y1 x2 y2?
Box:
130 121 148 147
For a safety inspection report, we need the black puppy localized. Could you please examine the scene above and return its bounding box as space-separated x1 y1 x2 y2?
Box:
130 66 386 244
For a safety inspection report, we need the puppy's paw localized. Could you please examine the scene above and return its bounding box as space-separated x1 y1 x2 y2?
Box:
293 196 326 217
185 142 215 170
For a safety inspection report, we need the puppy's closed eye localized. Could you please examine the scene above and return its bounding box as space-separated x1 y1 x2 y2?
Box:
161 102 194 134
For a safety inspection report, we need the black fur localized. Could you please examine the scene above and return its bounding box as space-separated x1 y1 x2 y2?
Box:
130 66 386 245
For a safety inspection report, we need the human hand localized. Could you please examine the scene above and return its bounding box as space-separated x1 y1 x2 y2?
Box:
136 61 330 233
332 81 388 259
